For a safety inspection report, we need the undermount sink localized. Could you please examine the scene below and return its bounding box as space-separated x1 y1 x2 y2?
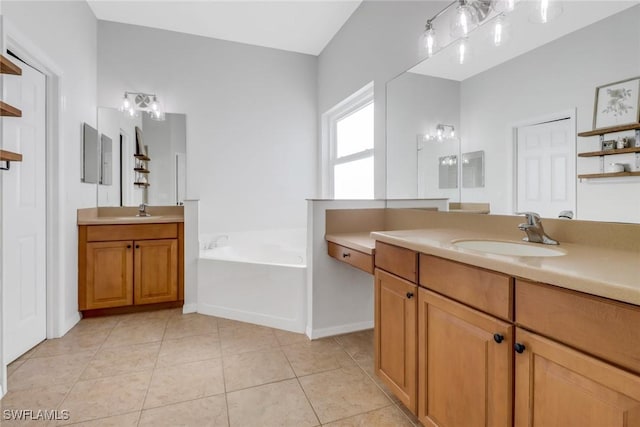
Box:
453 240 565 257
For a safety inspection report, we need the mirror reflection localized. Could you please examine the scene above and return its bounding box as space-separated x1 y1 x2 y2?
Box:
386 2 640 223
97 108 186 206
462 151 484 188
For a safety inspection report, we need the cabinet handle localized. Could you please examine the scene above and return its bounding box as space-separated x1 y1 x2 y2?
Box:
493 333 504 344
127 245 132 249
406 292 414 299
342 252 351 258
514 343 526 354
135 245 140 249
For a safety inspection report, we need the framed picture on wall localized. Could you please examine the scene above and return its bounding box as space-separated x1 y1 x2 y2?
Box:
593 76 640 129
135 126 144 155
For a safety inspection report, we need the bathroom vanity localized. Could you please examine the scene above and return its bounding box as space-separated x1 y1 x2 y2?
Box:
77 207 184 315
371 226 640 427
323 208 640 426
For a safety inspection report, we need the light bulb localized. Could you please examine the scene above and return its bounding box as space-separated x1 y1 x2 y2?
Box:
120 93 131 112
449 127 455 138
423 23 436 57
150 96 159 111
128 107 135 117
457 39 468 65
530 0 562 24
492 0 516 14
450 0 476 38
540 0 549 23
436 125 444 141
493 15 505 46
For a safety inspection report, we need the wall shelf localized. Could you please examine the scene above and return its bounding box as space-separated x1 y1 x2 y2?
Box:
0 55 22 75
134 154 150 161
0 149 23 171
134 182 150 187
578 147 640 157
578 172 640 179
133 168 150 173
578 123 640 137
0 101 22 117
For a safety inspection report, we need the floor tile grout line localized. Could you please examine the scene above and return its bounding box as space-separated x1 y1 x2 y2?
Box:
294 375 322 426
214 318 233 427
136 318 167 426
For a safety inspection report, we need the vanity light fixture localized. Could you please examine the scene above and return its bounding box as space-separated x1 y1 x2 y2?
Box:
421 0 560 63
425 124 456 142
119 91 165 121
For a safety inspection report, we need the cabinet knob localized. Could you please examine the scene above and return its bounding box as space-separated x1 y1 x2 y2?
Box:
493 333 504 344
342 252 351 258
514 343 526 354
406 292 414 299
135 244 140 249
127 245 132 249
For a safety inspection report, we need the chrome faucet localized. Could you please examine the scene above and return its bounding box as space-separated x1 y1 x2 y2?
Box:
137 203 150 217
516 212 558 245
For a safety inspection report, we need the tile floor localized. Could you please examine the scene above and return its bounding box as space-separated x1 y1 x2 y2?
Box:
2 309 420 426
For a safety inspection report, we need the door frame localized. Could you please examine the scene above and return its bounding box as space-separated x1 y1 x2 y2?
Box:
1 18 66 395
509 109 577 217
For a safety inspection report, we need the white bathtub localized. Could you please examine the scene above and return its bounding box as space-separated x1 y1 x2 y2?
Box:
197 229 307 333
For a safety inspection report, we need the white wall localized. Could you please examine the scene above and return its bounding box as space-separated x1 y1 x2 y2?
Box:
460 6 640 222
386 72 460 199
2 1 97 339
318 1 450 199
97 22 317 233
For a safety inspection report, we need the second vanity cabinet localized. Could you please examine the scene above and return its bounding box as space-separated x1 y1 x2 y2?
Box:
374 240 640 427
79 222 183 312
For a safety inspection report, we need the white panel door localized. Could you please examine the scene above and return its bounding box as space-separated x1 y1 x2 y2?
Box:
2 59 47 363
516 119 575 218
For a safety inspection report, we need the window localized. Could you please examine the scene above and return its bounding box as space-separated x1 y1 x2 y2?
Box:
322 83 374 199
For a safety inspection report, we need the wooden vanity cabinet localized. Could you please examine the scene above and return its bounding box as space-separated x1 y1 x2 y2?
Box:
514 280 640 427
374 240 640 427
85 240 134 309
374 242 419 413
374 268 417 413
514 327 640 427
417 258 513 427
79 223 183 313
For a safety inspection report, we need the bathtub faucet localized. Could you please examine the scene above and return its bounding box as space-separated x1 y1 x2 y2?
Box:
207 234 229 249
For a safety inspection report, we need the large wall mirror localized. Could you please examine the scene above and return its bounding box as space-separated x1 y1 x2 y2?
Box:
386 1 640 223
97 108 187 206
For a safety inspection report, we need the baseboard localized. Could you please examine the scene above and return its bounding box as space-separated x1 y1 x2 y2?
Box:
309 320 374 340
60 312 82 337
182 303 197 314
197 303 305 333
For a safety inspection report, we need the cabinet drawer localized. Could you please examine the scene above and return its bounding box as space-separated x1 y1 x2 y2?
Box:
328 242 373 274
375 242 418 282
516 280 640 374
86 223 178 242
419 254 513 320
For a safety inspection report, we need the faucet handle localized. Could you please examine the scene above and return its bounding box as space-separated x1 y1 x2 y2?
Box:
515 211 541 225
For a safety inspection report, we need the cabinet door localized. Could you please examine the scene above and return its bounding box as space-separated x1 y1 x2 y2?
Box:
515 328 640 427
134 238 178 305
418 288 513 427
375 268 417 414
84 240 134 309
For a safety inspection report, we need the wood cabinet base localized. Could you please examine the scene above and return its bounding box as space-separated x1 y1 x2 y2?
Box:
81 300 184 318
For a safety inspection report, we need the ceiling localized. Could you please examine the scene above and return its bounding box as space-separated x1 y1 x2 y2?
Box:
87 0 362 56
410 1 639 81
